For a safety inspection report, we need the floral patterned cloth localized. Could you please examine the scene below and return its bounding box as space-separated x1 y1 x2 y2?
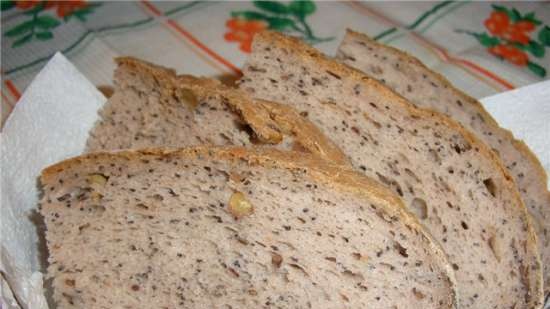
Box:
1 1 549 128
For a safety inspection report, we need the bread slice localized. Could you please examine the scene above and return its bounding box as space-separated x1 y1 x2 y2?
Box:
239 31 543 308
336 29 550 295
86 57 347 166
39 146 457 309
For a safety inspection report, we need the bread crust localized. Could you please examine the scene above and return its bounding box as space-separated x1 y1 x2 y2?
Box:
248 30 543 307
341 29 549 214
113 57 348 166
340 29 550 296
40 145 458 308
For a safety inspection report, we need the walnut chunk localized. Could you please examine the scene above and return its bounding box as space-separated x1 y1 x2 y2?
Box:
90 191 103 202
228 192 253 219
87 173 108 186
177 88 198 107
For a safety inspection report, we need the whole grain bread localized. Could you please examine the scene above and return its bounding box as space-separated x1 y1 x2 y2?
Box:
239 31 543 309
336 30 550 295
86 57 347 166
40 146 457 309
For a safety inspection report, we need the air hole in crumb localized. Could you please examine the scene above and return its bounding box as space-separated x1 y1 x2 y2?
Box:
483 178 496 197
410 198 428 220
235 122 258 143
65 279 75 287
394 241 408 258
136 203 149 210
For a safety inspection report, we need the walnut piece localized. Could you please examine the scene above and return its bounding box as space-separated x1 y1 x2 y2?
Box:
228 192 253 219
87 173 107 186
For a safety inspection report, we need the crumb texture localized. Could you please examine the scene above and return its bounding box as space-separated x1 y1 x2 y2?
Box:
239 31 542 309
40 148 455 309
336 30 550 293
85 58 348 166
86 63 253 152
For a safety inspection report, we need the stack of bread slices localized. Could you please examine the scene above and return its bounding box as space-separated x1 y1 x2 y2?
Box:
39 30 547 309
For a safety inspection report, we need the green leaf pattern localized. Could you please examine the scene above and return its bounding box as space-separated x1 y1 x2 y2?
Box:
526 40 545 58
288 0 316 19
266 17 296 31
538 26 550 47
473 32 501 47
253 1 289 14
232 11 270 21
3 1 101 48
231 0 332 44
1 0 15 11
35 31 54 40
527 62 546 77
4 21 35 37
12 33 34 48
35 16 61 29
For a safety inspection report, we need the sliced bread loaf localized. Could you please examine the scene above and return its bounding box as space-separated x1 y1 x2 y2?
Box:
40 146 457 309
239 31 543 308
336 29 550 295
86 57 347 165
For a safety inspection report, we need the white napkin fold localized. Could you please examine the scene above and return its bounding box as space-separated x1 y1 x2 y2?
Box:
1 53 105 309
480 80 550 188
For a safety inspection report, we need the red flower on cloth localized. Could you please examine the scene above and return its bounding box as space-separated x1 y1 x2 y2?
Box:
484 11 535 45
224 18 268 53
15 0 44 9
484 11 509 36
52 1 87 18
459 5 549 77
489 45 528 66
15 0 87 18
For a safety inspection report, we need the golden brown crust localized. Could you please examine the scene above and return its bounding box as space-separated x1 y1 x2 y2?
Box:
254 101 349 166
343 29 550 209
253 30 543 306
40 145 457 308
343 29 550 297
114 57 348 165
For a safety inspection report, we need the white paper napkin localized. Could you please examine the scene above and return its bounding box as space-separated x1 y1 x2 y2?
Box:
1 53 105 309
480 80 550 188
